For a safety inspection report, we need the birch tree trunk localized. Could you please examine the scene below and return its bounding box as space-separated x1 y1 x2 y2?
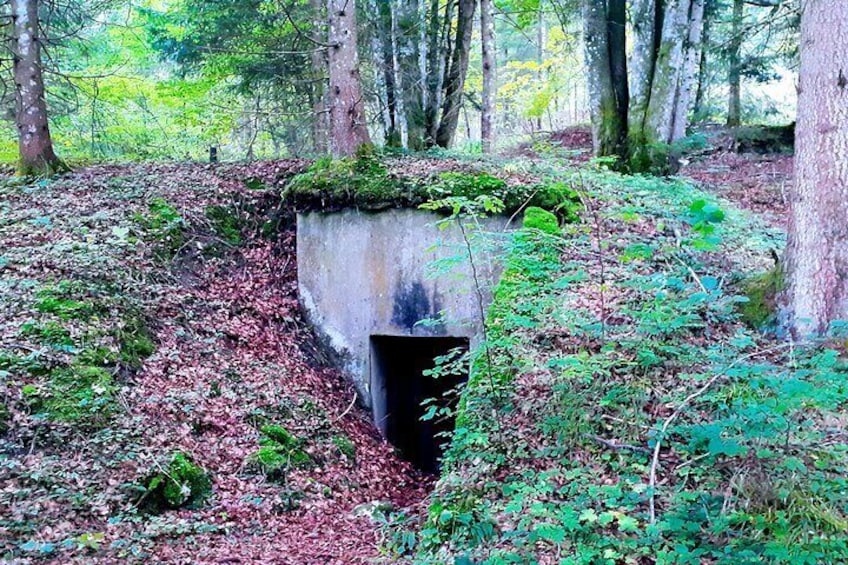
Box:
435 0 476 148
481 0 497 153
327 0 371 156
11 0 65 176
672 0 705 141
784 0 848 337
727 0 743 127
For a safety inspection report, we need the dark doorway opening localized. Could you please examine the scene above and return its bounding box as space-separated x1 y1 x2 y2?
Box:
371 335 469 473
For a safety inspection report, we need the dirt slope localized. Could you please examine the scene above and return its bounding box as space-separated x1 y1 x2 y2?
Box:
0 163 428 564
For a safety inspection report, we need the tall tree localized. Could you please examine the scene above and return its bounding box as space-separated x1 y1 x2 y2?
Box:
327 0 371 156
10 0 66 176
726 0 744 126
783 0 848 337
583 0 704 173
481 0 497 153
435 0 476 148
628 0 705 173
583 0 628 158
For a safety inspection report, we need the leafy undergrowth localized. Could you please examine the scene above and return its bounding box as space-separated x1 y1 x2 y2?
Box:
380 158 847 563
0 161 433 563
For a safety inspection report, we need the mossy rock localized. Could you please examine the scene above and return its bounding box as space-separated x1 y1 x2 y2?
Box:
737 267 784 329
138 452 212 513
733 124 794 154
523 207 560 235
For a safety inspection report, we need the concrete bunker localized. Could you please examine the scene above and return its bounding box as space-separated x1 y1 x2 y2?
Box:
297 208 506 470
370 335 469 473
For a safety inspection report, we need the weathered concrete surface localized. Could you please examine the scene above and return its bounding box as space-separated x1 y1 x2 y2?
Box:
297 209 508 409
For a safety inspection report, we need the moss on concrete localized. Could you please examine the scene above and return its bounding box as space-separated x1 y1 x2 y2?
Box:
284 154 582 220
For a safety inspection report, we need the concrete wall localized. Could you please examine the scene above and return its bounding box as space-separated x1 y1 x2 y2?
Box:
296 208 507 409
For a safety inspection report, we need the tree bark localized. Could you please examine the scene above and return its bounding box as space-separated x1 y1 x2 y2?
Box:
481 0 497 153
727 0 743 127
396 0 425 149
310 0 329 154
672 0 705 141
327 0 371 156
11 0 65 176
628 0 701 173
583 0 628 160
435 0 476 148
424 0 450 146
784 0 848 337
376 0 400 146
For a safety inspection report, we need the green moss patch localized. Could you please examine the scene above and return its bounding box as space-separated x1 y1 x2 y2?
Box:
205 204 243 246
138 452 212 513
133 197 185 259
522 207 560 235
737 267 784 329
31 364 116 427
247 424 311 482
284 154 582 220
117 314 155 369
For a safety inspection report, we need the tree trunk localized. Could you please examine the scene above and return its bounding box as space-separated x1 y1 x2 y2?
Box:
784 0 848 337
481 0 497 153
583 0 628 160
692 0 713 118
327 0 371 156
424 0 450 146
11 0 65 176
628 0 700 173
672 0 705 141
435 0 476 148
727 0 743 127
311 0 329 154
395 0 425 149
376 0 400 146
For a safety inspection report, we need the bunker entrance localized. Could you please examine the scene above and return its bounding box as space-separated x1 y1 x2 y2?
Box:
370 335 469 473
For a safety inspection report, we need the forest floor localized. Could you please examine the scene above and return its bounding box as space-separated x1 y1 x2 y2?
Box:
0 162 430 564
0 135 795 564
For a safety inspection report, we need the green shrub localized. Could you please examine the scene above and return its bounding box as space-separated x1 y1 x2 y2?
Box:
139 452 212 513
